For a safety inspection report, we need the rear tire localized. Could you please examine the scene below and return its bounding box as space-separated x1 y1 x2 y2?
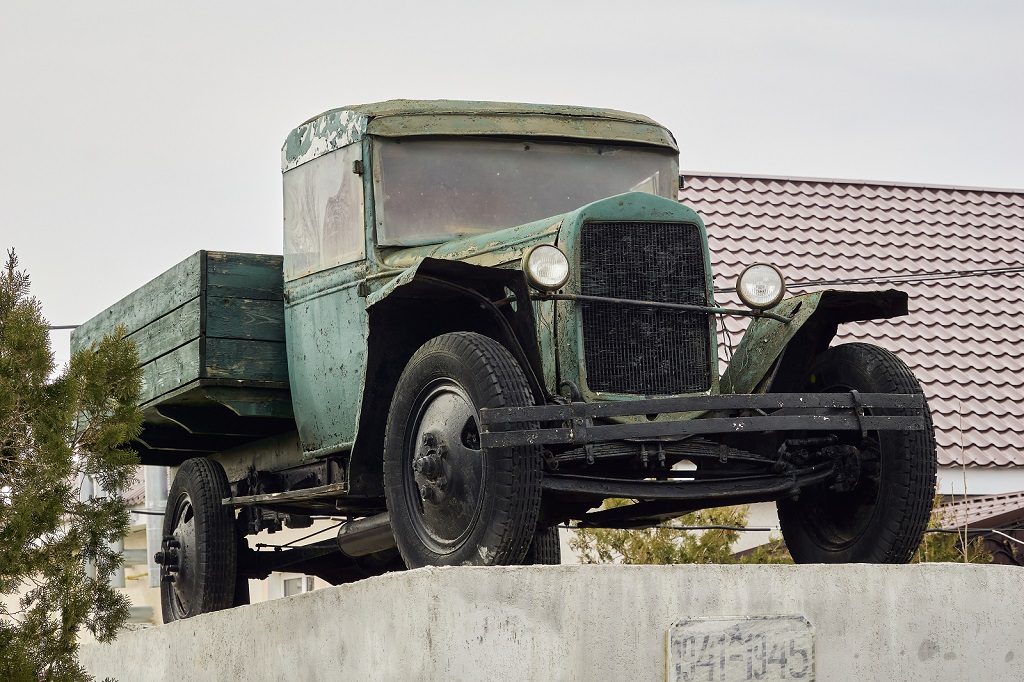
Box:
159 458 237 622
778 343 936 563
384 332 543 568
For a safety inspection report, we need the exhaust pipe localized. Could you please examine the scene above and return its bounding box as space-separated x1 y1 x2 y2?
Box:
336 512 397 557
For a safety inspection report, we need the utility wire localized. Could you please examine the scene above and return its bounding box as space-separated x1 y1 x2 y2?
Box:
254 522 342 551
50 266 1021 331
986 529 1024 548
715 265 1024 294
787 265 1024 289
562 523 1024 535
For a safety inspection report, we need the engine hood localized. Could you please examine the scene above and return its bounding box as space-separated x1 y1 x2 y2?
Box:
379 192 701 272
380 214 564 271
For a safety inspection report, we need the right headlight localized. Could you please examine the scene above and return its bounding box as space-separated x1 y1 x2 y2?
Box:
736 263 786 310
522 244 570 291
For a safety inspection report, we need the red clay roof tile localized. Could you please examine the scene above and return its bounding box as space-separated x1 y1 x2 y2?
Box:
681 173 1024 468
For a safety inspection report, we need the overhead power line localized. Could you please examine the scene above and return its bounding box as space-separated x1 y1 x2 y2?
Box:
49 266 1022 331
560 523 1023 535
717 265 1024 294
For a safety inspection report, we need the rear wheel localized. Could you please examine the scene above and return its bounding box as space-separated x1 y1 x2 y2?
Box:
778 343 936 563
158 457 237 622
384 332 542 568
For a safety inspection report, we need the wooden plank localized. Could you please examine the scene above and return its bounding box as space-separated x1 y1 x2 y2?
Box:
72 252 203 351
204 386 295 419
205 297 285 342
125 297 201 365
204 338 289 383
206 252 283 301
139 339 202 406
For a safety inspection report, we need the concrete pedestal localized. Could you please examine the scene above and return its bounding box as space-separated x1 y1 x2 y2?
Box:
79 564 1023 681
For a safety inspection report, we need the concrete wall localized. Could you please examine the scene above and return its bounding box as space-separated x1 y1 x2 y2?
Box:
80 564 1023 681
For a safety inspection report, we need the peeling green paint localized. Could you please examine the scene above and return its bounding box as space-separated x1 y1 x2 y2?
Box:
282 109 368 172
285 261 370 455
719 289 909 396
364 262 421 308
719 294 823 395
379 215 563 271
282 99 677 172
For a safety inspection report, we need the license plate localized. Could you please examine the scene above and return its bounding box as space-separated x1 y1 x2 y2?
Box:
668 616 815 681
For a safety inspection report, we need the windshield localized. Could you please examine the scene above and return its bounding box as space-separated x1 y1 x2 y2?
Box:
373 137 677 245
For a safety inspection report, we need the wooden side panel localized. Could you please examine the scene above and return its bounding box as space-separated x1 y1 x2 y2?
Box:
206 252 283 301
203 253 287 386
72 252 203 351
127 297 202 366
205 297 285 342
76 251 289 413
140 340 202 406
204 338 289 383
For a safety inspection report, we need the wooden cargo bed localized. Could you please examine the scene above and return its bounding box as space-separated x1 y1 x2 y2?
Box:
72 251 294 465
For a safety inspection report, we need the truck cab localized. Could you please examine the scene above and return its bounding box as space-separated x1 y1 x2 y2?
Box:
74 100 936 622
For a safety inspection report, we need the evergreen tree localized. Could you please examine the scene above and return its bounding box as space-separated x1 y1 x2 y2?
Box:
571 496 991 566
1 249 143 681
569 501 793 565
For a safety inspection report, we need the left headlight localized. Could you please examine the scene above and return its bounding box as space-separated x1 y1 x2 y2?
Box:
523 244 570 291
736 263 786 310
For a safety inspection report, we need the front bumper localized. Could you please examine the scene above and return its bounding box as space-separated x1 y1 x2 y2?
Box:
478 392 928 448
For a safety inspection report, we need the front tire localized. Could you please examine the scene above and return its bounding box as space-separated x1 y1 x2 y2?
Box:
522 526 562 565
159 458 237 622
778 343 936 563
384 332 542 568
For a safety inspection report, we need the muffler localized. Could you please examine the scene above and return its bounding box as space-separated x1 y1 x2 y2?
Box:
336 512 397 557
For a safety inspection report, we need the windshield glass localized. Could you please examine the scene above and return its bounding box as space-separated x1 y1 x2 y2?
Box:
373 137 677 245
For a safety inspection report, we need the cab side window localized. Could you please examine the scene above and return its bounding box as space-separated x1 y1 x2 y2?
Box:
283 143 364 280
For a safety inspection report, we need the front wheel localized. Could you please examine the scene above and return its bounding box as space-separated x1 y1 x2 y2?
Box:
521 526 562 565
384 332 542 568
778 343 936 563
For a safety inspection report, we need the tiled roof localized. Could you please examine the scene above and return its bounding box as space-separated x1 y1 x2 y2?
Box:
679 173 1024 468
942 491 1024 530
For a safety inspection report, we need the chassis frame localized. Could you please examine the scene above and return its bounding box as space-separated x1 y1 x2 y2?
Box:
478 391 929 527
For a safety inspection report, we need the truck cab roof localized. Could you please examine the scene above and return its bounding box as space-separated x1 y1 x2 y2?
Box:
281 99 678 172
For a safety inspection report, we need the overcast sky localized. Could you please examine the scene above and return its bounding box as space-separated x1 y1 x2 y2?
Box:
2 0 1021 365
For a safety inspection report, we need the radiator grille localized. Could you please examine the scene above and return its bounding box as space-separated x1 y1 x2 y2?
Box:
579 221 712 395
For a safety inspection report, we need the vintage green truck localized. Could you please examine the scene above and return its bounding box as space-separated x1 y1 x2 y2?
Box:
72 100 936 623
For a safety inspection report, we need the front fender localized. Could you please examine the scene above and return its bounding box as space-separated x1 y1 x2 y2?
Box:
347 258 547 496
720 289 909 394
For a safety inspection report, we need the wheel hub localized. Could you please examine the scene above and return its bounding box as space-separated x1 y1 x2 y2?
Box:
825 444 863 493
160 495 198 614
154 536 181 581
406 383 485 550
414 431 449 503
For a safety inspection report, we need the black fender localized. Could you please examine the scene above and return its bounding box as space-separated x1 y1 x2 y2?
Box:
720 289 909 395
346 258 546 496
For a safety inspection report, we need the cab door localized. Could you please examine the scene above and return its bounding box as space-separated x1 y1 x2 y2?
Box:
282 141 368 456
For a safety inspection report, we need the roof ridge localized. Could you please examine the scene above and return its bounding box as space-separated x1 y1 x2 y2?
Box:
681 170 1024 196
